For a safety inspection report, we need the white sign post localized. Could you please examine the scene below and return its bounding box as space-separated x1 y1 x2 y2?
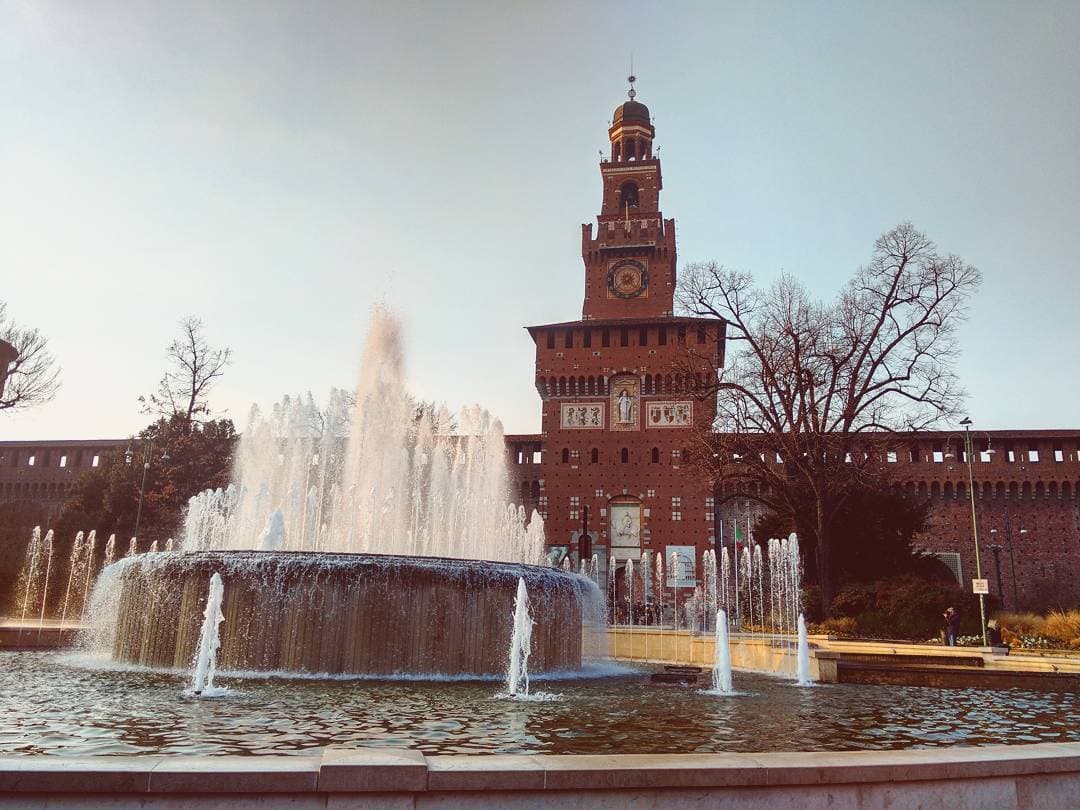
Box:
972 578 989 595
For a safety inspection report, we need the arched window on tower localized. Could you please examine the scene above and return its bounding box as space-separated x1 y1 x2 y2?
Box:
619 181 640 210
621 448 630 463
651 447 660 463
561 448 569 464
591 448 599 464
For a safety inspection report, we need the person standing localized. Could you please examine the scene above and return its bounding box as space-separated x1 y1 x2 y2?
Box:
943 606 961 646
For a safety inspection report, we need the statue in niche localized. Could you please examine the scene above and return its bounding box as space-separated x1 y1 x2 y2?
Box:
618 388 633 423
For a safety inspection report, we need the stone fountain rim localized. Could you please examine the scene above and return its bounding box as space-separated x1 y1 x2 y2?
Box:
117 549 586 577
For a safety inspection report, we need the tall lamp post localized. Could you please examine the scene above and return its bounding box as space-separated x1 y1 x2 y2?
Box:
125 440 170 540
960 418 988 646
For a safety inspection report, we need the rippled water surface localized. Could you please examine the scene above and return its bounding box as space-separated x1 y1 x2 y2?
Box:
2 652 1077 756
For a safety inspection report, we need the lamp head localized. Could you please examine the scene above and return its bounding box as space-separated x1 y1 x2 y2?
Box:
960 417 972 427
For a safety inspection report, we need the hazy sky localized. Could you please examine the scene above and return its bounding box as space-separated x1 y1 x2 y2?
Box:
3 1 1078 441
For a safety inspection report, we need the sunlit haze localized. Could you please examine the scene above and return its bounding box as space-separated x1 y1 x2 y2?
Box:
3 1 1078 440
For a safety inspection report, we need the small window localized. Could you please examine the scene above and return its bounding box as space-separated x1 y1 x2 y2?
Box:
595 489 604 498
602 328 610 348
561 448 569 464
651 447 660 463
1054 448 1064 462
537 496 548 519
91 455 100 467
1028 448 1039 463
620 328 629 347
671 496 682 521
638 327 648 346
583 329 592 348
705 496 715 522
886 450 897 463
932 449 944 463
564 329 574 349
531 450 541 464
27 455 35 467
59 455 67 468
590 448 599 464
658 327 667 346
697 326 707 344
1007 448 1016 463
677 326 686 345
621 448 629 463
546 331 555 349
980 449 993 463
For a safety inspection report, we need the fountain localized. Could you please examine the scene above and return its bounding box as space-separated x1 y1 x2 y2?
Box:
191 573 225 696
711 609 733 694
506 577 532 697
90 309 596 679
796 614 813 686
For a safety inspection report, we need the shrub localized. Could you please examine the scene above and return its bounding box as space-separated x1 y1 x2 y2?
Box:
831 574 993 641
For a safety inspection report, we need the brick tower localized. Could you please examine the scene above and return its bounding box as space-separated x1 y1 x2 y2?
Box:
525 78 725 605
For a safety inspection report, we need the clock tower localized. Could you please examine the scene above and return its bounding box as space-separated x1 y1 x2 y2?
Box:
523 77 726 590
581 75 677 321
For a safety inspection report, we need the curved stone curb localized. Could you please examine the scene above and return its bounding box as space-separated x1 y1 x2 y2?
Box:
0 742 1077 806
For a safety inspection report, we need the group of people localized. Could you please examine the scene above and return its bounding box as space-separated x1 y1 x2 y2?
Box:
942 606 1005 647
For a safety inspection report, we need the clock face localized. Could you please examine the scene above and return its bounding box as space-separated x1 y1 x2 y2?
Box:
607 260 648 299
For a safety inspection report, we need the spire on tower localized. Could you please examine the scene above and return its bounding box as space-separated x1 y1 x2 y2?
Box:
627 55 636 100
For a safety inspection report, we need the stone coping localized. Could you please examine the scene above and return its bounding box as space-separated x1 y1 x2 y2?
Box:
1 743 1078 794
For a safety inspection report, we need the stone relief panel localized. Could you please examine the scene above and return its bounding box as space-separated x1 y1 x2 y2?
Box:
646 401 693 428
609 375 639 432
609 501 641 559
560 403 605 429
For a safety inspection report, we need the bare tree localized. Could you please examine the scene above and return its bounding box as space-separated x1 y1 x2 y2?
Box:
140 317 232 430
0 302 60 412
677 223 981 613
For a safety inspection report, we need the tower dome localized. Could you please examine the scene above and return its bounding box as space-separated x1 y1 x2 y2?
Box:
613 98 650 127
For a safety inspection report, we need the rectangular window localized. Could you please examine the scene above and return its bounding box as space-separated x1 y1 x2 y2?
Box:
646 489 656 498
1028 448 1039 463
583 329 592 348
602 328 610 347
1007 448 1016 463
671 449 681 463
658 328 667 346
91 455 100 467
569 495 580 521
570 449 579 461
531 450 541 464
1054 448 1064 462
886 450 898 463
697 326 707 344
546 331 555 349
59 455 67 468
705 496 715 522
677 326 686 345
671 496 682 521
595 489 603 498
980 449 993 463
620 328 629 347
932 450 944 463
538 496 548 520
564 329 574 349
27 455 35 467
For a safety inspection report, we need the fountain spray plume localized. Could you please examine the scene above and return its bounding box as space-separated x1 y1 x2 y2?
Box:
796 614 813 686
60 531 87 627
625 558 634 626
103 534 116 569
35 531 54 638
712 609 733 694
192 573 226 696
654 553 664 626
16 528 44 641
506 577 532 697
80 531 98 620
126 537 137 557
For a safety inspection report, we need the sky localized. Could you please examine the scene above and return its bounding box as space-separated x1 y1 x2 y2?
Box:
2 1 1078 441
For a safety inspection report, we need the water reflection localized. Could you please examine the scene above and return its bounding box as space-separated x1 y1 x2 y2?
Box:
1 652 1077 756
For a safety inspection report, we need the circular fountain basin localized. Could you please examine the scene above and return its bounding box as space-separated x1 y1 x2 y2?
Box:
109 551 595 677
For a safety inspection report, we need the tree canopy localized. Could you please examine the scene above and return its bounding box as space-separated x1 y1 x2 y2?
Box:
678 223 981 613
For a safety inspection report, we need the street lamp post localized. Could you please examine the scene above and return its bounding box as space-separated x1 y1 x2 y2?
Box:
125 440 170 540
960 418 988 646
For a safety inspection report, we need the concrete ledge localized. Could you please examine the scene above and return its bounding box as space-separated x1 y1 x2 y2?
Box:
1 744 1080 809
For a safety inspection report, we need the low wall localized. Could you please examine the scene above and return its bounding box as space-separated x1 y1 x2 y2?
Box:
1 744 1078 808
608 627 822 679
